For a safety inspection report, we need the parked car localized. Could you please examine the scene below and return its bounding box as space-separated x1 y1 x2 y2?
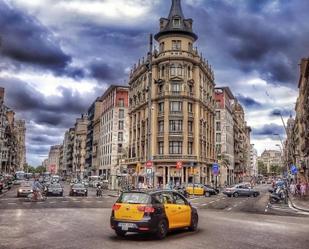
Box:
47 183 64 196
110 190 198 239
69 183 88 196
17 181 33 197
223 183 260 198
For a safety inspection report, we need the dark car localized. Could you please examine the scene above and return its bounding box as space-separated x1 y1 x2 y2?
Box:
204 185 219 197
110 190 198 239
47 183 64 196
69 183 88 196
223 183 260 198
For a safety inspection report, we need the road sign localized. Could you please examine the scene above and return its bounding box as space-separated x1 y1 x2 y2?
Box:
212 163 220 176
290 165 298 175
176 161 182 169
146 168 152 175
145 161 153 168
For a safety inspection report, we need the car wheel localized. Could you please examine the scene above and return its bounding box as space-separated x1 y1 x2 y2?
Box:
233 192 239 198
205 192 210 197
253 192 258 197
188 213 198 232
115 229 126 237
155 219 168 240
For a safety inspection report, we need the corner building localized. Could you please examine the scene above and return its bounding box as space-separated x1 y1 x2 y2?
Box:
128 0 216 186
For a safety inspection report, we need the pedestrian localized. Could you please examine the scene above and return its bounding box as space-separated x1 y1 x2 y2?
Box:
300 182 306 198
296 182 301 197
289 182 296 196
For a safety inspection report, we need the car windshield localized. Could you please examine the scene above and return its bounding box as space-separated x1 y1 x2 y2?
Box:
21 182 32 187
50 184 61 188
73 184 84 188
118 193 151 204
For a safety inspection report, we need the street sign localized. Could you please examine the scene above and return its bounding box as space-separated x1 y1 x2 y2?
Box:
212 163 220 176
290 165 298 175
146 168 152 175
145 161 153 168
176 161 182 169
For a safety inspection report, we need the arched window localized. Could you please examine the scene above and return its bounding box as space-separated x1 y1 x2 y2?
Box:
188 66 191 78
161 65 165 77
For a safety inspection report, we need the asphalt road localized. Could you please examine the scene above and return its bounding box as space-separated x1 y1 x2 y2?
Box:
1 183 308 249
0 208 308 249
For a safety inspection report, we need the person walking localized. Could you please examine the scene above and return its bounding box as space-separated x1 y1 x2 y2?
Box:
296 181 301 197
290 182 296 196
300 182 306 198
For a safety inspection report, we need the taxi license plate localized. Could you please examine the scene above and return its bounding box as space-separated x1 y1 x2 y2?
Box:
118 223 136 231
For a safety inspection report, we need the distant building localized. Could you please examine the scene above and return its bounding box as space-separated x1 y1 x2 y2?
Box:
47 145 62 174
215 87 235 186
72 115 88 179
258 150 282 174
250 145 258 177
15 120 26 171
97 85 129 189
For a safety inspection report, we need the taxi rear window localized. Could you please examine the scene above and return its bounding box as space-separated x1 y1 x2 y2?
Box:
118 193 151 204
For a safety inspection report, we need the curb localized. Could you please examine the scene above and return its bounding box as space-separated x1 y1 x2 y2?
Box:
289 198 309 213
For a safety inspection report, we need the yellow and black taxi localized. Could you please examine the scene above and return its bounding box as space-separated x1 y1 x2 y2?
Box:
110 190 198 239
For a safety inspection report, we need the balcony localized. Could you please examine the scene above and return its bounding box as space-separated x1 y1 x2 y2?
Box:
169 111 183 116
153 155 197 161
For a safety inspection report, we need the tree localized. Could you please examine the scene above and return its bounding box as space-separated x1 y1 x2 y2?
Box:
24 164 36 174
270 164 281 175
35 166 46 174
258 161 267 175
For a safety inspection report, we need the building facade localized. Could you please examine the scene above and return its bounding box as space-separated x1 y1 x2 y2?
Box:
127 0 216 187
47 145 62 174
97 85 129 189
0 87 26 174
232 100 251 182
293 57 309 182
258 150 282 174
214 87 235 186
250 145 258 177
72 115 88 179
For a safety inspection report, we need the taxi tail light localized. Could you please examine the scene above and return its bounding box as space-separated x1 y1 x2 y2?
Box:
137 205 155 213
112 204 121 211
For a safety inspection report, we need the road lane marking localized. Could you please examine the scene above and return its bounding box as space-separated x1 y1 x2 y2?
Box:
233 204 238 208
227 207 232 211
61 200 69 202
209 201 215 204
48 201 56 204
202 203 208 206
8 202 16 205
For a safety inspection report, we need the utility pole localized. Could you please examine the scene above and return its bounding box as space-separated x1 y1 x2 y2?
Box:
147 34 153 187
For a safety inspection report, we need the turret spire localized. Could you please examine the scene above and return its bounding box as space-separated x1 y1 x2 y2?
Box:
154 0 198 41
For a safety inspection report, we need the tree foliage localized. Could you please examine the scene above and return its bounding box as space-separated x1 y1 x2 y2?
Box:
258 161 267 175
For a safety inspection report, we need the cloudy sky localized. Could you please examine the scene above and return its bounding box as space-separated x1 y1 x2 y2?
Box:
0 0 308 166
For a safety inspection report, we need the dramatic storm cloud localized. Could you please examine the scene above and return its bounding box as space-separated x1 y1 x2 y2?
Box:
1 0 308 165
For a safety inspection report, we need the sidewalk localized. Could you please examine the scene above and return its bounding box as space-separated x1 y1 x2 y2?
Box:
289 195 309 212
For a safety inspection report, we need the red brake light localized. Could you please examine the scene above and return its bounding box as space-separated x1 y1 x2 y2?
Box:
112 204 121 211
137 205 155 213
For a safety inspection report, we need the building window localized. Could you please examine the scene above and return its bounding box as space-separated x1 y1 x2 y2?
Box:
189 84 193 94
188 66 191 78
119 109 124 119
188 142 193 155
188 42 193 52
171 64 176 76
158 142 164 155
118 132 123 142
177 65 183 76
118 120 124 130
169 141 182 154
158 84 163 93
216 122 221 131
173 18 180 27
188 102 193 113
171 82 181 92
188 121 193 133
158 121 164 133
118 98 124 107
159 42 165 52
172 40 181 50
216 133 221 143
169 120 183 132
170 101 182 112
158 102 164 113
118 144 123 153
161 65 165 77
215 111 220 120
